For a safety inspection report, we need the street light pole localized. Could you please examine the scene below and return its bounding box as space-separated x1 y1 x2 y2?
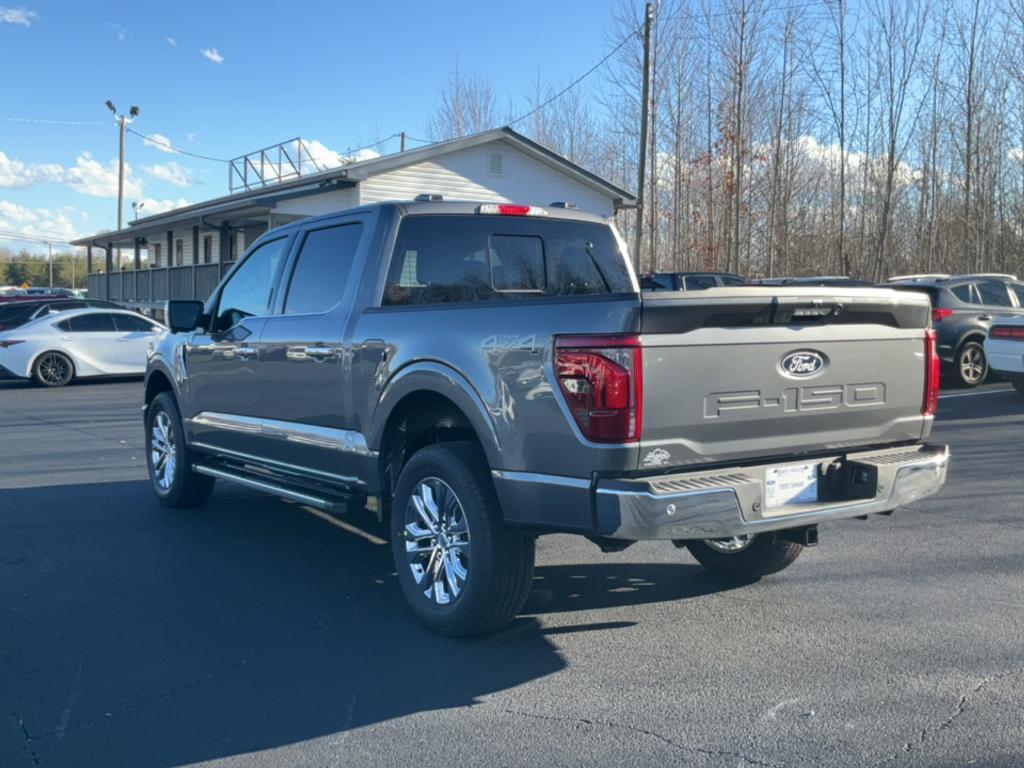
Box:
48 240 53 288
105 101 139 268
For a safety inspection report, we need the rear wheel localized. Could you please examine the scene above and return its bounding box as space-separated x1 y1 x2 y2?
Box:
32 351 74 387
146 392 215 507
684 533 803 580
390 442 535 636
955 340 987 388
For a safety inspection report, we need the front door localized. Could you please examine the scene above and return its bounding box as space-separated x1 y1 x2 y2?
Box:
254 216 369 482
184 234 292 458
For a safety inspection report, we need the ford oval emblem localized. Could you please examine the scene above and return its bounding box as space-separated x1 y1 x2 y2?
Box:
780 350 826 378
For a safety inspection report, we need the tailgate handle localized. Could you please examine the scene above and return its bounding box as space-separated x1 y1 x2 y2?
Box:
772 298 842 323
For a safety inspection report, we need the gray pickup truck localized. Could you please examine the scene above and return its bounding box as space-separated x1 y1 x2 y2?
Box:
145 200 949 635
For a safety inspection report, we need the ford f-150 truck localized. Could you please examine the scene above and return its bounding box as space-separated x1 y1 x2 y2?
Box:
144 199 948 635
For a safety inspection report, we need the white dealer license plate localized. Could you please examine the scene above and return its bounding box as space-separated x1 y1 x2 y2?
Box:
764 463 819 510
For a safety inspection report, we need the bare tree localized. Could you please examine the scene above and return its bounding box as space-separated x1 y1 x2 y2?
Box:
426 56 497 140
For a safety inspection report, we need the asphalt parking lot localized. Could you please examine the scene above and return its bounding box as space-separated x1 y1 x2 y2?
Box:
1 378 1022 768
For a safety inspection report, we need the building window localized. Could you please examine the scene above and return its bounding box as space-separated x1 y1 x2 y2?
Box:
203 235 213 264
152 243 161 266
175 239 183 266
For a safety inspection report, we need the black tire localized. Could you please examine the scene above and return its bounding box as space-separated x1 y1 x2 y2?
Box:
390 441 535 637
145 392 215 508
954 339 987 388
685 533 803 580
32 351 74 387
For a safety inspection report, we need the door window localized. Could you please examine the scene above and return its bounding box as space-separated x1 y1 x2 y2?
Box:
66 313 116 332
682 275 718 290
976 281 1013 307
213 237 289 331
283 222 364 315
113 313 159 332
1010 284 1024 307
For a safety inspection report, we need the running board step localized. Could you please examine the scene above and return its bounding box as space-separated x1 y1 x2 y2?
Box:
193 463 351 513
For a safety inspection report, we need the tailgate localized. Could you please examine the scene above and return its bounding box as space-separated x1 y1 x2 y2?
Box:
639 287 932 470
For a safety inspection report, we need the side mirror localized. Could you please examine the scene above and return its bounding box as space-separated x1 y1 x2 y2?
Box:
166 300 206 333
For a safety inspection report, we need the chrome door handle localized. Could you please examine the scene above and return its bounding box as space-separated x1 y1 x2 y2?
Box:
304 346 336 361
234 345 257 360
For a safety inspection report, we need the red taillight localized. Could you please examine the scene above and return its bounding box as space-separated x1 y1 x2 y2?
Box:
923 329 940 416
555 334 642 443
989 326 1024 340
931 308 954 322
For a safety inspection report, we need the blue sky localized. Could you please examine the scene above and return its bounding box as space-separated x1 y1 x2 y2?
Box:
0 0 619 251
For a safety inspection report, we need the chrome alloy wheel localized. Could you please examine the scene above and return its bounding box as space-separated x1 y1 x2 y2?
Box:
150 410 177 491
403 477 471 605
704 534 755 553
37 353 72 385
959 345 985 385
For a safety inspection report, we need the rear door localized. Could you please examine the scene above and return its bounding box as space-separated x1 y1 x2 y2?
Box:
255 215 369 479
638 288 932 470
62 312 121 371
112 313 161 372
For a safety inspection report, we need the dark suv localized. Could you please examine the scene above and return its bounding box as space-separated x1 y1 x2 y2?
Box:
888 274 1024 387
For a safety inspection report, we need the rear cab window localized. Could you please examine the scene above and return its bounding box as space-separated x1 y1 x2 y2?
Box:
382 215 633 306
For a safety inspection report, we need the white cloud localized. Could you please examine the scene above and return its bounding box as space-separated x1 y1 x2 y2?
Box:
0 6 37 26
142 133 179 155
143 161 191 188
187 132 196 143
64 151 143 198
110 22 128 41
200 47 224 64
165 36 176 47
136 197 189 217
0 150 63 188
299 139 380 174
0 201 82 242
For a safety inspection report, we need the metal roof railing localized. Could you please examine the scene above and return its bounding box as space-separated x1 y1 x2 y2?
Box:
228 138 327 194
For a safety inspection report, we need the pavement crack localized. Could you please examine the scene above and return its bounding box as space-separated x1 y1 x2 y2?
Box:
504 709 781 767
6 711 41 766
880 666 1024 765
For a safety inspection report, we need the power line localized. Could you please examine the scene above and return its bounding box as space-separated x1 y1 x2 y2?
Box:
125 127 229 162
507 25 642 127
0 116 109 127
0 230 76 246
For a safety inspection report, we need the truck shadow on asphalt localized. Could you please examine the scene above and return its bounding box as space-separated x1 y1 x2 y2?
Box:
0 478 739 768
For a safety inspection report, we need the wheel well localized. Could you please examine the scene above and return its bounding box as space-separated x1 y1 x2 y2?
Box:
378 391 481 505
145 370 174 407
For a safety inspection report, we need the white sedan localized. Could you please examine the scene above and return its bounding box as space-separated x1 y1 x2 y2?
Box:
0 308 165 387
985 316 1024 395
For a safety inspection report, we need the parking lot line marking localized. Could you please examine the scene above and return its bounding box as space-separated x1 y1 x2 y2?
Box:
300 505 388 545
939 387 1014 400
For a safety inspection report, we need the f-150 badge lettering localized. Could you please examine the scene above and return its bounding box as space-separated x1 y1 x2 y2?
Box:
703 383 886 418
780 350 826 378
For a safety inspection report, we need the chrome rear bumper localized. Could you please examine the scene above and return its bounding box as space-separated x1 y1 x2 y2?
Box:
594 443 949 540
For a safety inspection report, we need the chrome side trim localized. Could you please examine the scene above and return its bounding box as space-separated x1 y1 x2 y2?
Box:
491 469 591 489
190 441 365 487
192 464 347 512
188 411 375 456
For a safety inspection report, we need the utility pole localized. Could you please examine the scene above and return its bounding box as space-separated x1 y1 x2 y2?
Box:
47 241 53 288
633 2 654 273
400 131 407 152
105 101 140 267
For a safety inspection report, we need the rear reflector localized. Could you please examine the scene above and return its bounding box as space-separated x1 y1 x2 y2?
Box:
477 203 548 217
923 329 940 416
931 308 954 322
555 334 642 443
989 326 1024 340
